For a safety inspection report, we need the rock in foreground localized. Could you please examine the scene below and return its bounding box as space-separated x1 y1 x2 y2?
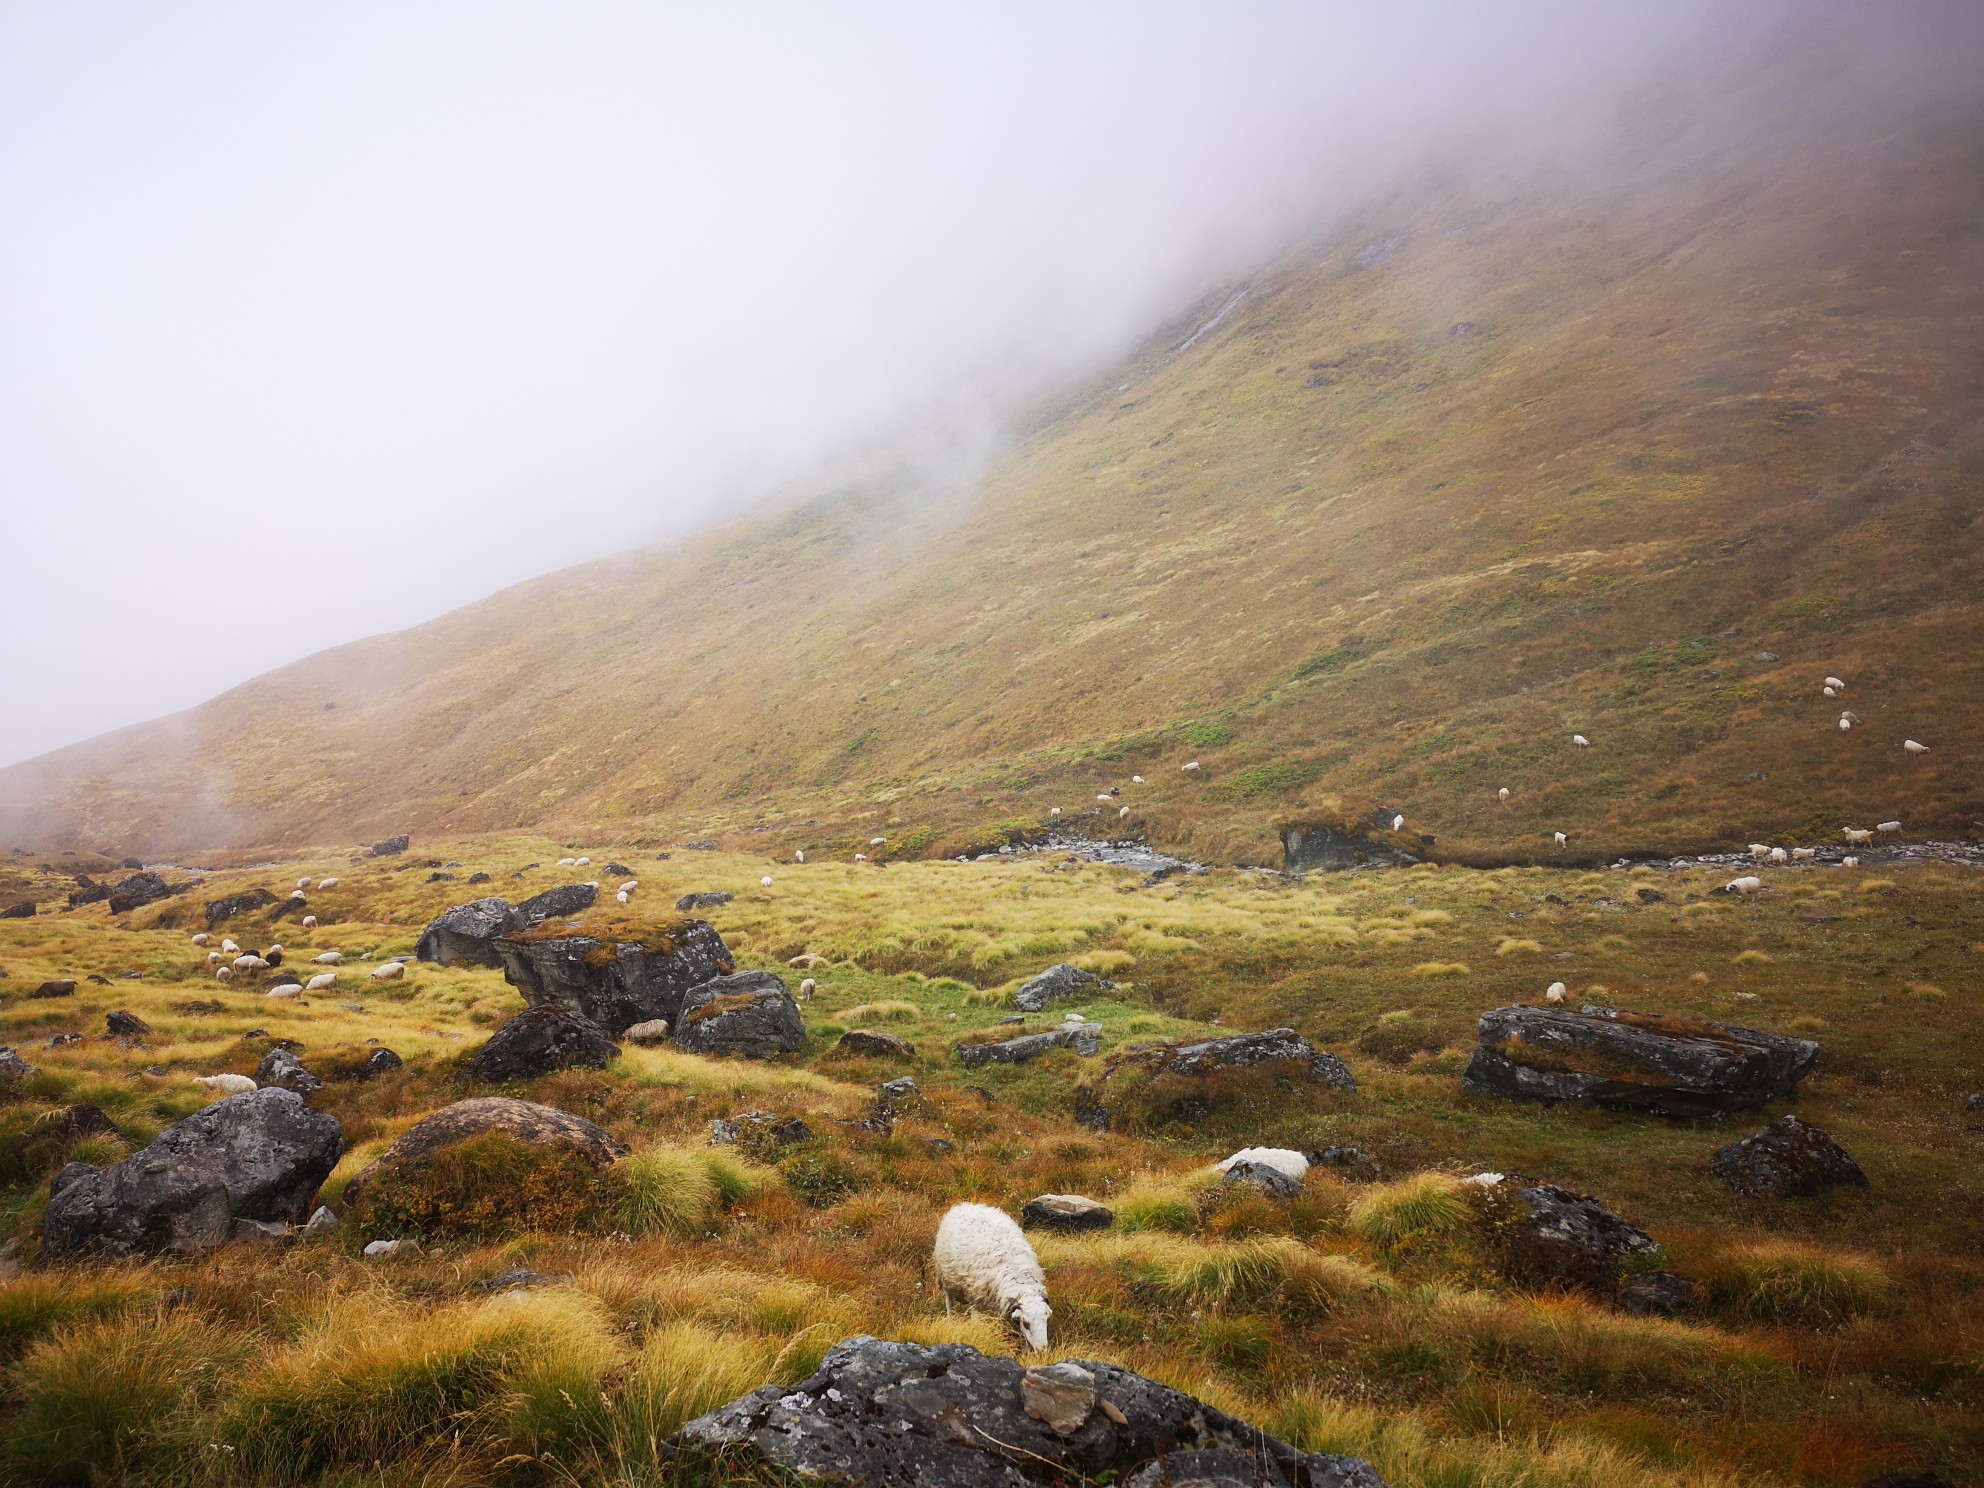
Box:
494 917 734 1033
1462 1005 1819 1117
1477 1177 1662 1293
464 1006 622 1082
675 971 806 1059
42 1089 341 1260
673 1336 1386 1488
1712 1114 1869 1197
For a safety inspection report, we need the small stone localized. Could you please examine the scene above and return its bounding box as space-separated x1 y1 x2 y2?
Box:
877 1075 921 1108
105 1009 151 1037
1620 1270 1701 1317
0 1048 36 1080
302 1205 339 1237
231 1217 292 1245
1222 1160 1303 1201
1021 1361 1097 1435
1022 1193 1114 1232
838 1028 915 1058
363 1238 411 1258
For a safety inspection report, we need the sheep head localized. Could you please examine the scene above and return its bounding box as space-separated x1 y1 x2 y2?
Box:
1010 1294 1051 1351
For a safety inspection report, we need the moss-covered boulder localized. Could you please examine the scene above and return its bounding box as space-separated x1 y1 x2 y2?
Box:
1074 1028 1355 1134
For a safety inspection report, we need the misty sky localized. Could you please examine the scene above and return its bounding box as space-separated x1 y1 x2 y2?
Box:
0 2 1808 767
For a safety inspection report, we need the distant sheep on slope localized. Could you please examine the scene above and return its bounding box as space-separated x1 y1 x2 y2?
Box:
196 1074 256 1095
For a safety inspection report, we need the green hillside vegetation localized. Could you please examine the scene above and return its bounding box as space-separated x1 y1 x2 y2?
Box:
4 93 1981 865
0 840 1977 1484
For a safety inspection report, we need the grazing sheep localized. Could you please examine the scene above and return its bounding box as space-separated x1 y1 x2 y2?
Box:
1877 820 1902 833
1823 686 1837 698
1096 794 1112 803
306 973 336 991
221 939 240 955
557 857 576 867
289 890 307 901
196 1074 256 1095
1545 981 1567 1003
215 966 234 982
1842 828 1873 845
1792 848 1816 861
1118 806 1130 819
1497 787 1510 802
1050 807 1061 816
318 877 339 890
312 952 342 965
1573 734 1589 747
206 951 222 967
233 954 269 971
761 875 774 887
267 944 284 960
1839 717 1853 732
301 914 318 929
266 984 303 999
190 932 210 947
371 961 405 982
1214 1147 1311 1182
1749 844 1772 860
795 850 805 863
1904 739 1929 755
297 877 312 890
1843 856 1860 868
1181 761 1200 772
1553 832 1567 846
1769 847 1789 864
799 977 817 999
575 857 591 866
933 1203 1051 1351
870 837 887 847
855 854 867 862
1132 775 1145 784
1825 676 1845 690
617 890 631 904
1391 815 1405 831
1725 876 1764 894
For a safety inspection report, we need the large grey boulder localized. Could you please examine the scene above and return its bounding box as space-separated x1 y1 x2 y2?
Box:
106 871 173 914
464 1006 621 1082
494 917 733 1034
1022 1194 1114 1232
42 1089 342 1260
369 834 410 856
1013 963 1113 1014
254 1047 325 1096
1281 812 1422 872
515 882 598 924
1711 1115 1868 1198
1477 1178 1662 1293
675 972 806 1059
1462 1005 1819 1117
415 897 524 967
672 1336 1386 1488
204 888 278 926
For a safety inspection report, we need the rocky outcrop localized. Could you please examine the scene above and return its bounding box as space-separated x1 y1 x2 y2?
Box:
415 897 523 967
838 1029 915 1058
494 918 734 1033
370 834 410 856
956 1026 1100 1069
339 1097 626 1212
1477 1178 1662 1293
107 871 172 914
204 888 278 926
105 1010 150 1037
1074 1028 1355 1133
711 1110 814 1148
675 891 733 911
1281 812 1422 872
515 883 598 924
0 899 34 919
1013 963 1114 1014
42 1089 342 1259
31 980 76 999
66 875 109 907
1711 1115 1868 1197
1022 1194 1114 1232
464 1006 621 1082
255 1047 325 1096
675 972 806 1059
1462 1005 1818 1117
672 1337 1387 1488
0 1049 32 1080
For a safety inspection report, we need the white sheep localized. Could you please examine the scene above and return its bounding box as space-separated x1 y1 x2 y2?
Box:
557 857 576 867
301 914 318 929
1391 815 1405 831
1769 847 1789 864
1839 717 1853 732
234 954 269 970
215 966 234 982
1096 794 1112 803
1749 844 1772 860
221 939 240 955
312 951 342 965
318 877 339 890
1842 828 1873 845
760 875 774 887
575 856 591 866
266 984 303 999
799 977 817 999
1843 856 1860 868
617 889 631 904
1572 734 1589 747
1792 848 1816 861
1181 761 1200 772
1545 981 1567 1003
268 944 284 957
621 880 639 892
1498 787 1510 802
1825 676 1845 690
870 837 887 846
371 961 405 981
795 850 805 863
1132 775 1145 784
1214 1147 1311 1182
306 973 336 991
191 932 210 947
1823 686 1837 698
1118 806 1131 819
1553 832 1567 846
1050 808 1061 816
932 1203 1051 1351
1725 875 1764 894
855 854 867 862
289 890 307 901
1877 820 1902 833
1904 739 1929 755
196 1074 256 1095
206 951 222 967
297 877 312 890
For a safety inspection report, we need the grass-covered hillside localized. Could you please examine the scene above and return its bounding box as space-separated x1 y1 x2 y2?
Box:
4 93 1983 866
0 840 1978 1484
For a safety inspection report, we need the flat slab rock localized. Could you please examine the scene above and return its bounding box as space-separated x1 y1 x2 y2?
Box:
1074 1028 1355 1131
42 1089 341 1260
495 917 733 1034
1462 1004 1818 1117
673 1336 1386 1488
1022 1193 1114 1231
1712 1114 1868 1198
1013 962 1114 1013
956 1026 1100 1069
107 871 173 914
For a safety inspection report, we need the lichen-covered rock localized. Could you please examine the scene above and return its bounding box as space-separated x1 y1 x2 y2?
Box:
671 1337 1387 1487
42 1089 342 1260
674 891 732 910
1462 1005 1819 1117
1074 1028 1355 1133
675 972 806 1059
1711 1114 1868 1198
107 871 172 914
415 896 524 968
0 1049 33 1081
1281 812 1423 872
838 1028 915 1058
254 1047 325 1096
1013 963 1113 1014
1620 1270 1702 1317
711 1110 813 1148
956 1026 1100 1069
494 917 733 1033
204 888 278 926
464 1006 620 1082
359 1047 403 1079
1022 1194 1114 1232
1478 1178 1662 1292
369 834 410 856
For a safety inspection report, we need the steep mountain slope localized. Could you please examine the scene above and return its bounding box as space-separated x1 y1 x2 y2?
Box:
6 87 1983 862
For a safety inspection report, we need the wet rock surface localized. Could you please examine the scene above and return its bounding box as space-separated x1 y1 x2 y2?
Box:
464 1006 621 1082
672 1336 1387 1488
495 917 733 1033
838 1028 914 1058
1462 1005 1818 1117
204 888 278 926
42 1089 341 1260
675 971 806 1059
107 871 173 914
254 1047 325 1096
1712 1114 1868 1197
515 882 599 923
105 1009 151 1037
415 896 524 967
1013 962 1114 1013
